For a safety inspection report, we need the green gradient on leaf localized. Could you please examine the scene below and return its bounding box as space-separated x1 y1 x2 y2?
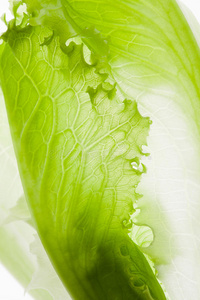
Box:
1 0 200 299
20 1 200 298
0 24 166 299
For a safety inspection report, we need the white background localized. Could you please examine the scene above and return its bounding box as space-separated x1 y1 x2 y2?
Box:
0 0 200 299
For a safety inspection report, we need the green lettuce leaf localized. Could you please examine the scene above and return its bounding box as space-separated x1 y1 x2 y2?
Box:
0 23 165 299
20 0 200 298
1 0 200 299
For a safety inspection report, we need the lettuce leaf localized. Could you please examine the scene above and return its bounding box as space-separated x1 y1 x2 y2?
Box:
1 0 200 299
0 23 165 299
